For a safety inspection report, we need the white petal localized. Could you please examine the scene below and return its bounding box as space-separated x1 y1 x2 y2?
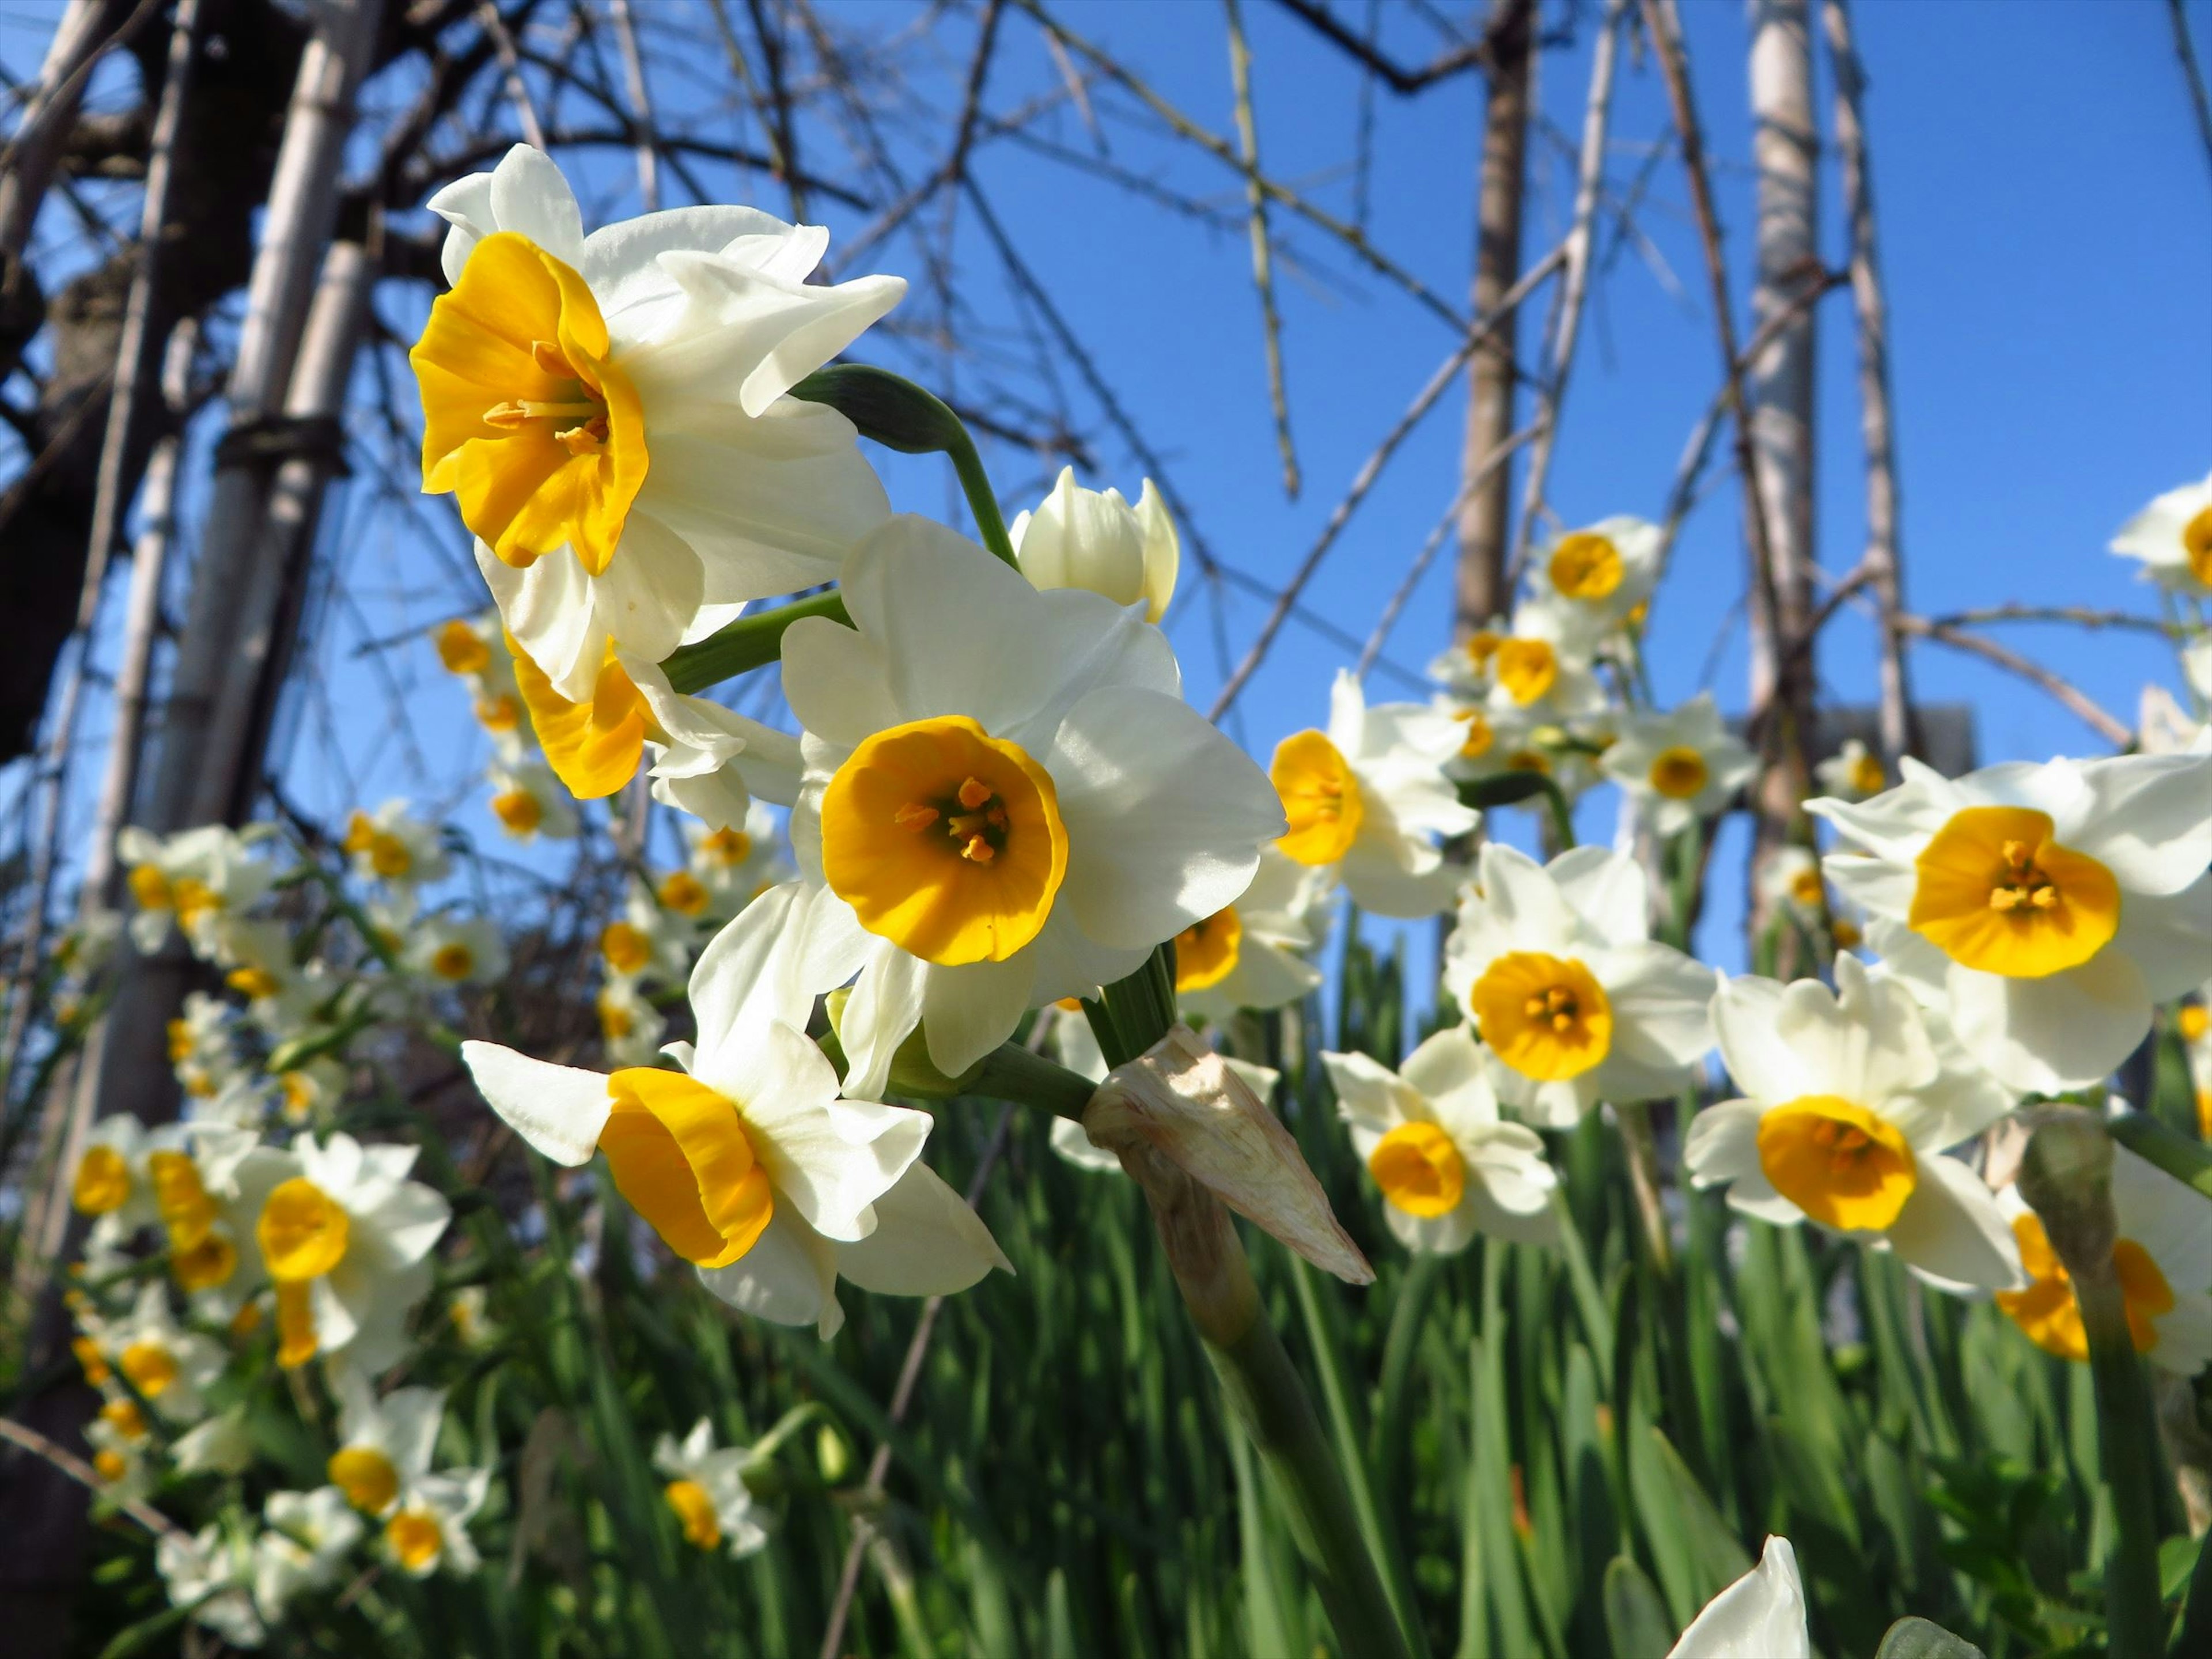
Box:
459 1043 609 1166
1665 1536 1809 1659
1052 687 1281 949
593 512 703 665
1683 1100 1766 1189
1338 836 1465 919
581 204 793 325
738 1027 924 1242
2111 872 2212 1000
920 957 1032 1080
687 882 825 1063
834 1161 1012 1295
2067 751 2212 895
1320 1048 1414 1135
1709 975 1805 1103
487 145 585 264
839 942 927 1102
1887 1153 2025 1290
1598 941 1713 1074
1946 952 2149 1093
1548 846 1650 945
698 1206 839 1335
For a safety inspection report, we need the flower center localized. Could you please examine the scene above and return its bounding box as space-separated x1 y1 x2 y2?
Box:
1788 867 1825 908
1463 629 1502 674
822 715 1069 966
227 966 282 1000
1173 905 1244 992
1469 952 1613 1081
702 827 753 865
171 877 218 923
476 692 522 732
172 1230 238 1293
1755 1096 1916 1232
1455 708 1494 759
119 1340 179 1398
127 864 171 911
1494 638 1559 707
386 1509 444 1573
1849 751 1887 796
1271 729 1365 865
599 1069 776 1267
491 789 543 835
599 991 635 1040
329 1445 401 1514
1505 749 1551 776
72 1145 131 1215
73 1338 112 1385
93 1449 128 1484
1908 805 2120 978
1648 745 1709 800
411 231 648 575
430 943 476 982
2186 504 2212 586
345 813 414 880
101 1399 147 1441
435 620 491 676
149 1150 217 1251
665 1479 722 1549
1367 1120 1466 1218
2181 1005 2210 1044
1548 532 1624 600
509 634 661 801
1997 1213 2176 1361
658 871 710 917
601 921 652 976
257 1177 351 1282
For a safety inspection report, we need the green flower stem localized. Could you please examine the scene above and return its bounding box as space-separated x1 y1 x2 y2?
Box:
1613 1098 1675 1279
661 589 849 695
1094 950 1412 1659
2109 1109 2212 1200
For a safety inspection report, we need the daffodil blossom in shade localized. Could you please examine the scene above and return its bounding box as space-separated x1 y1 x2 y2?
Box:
252 1487 364 1622
774 515 1282 1096
1995 1135 2212 1374
326 1368 449 1517
1809 751 2212 1092
94 1281 224 1423
158 1524 266 1649
1600 693 1757 838
233 1132 453 1370
1442 844 1713 1127
417 144 901 695
1664 1536 1809 1659
402 914 509 988
683 801 794 921
1174 847 1331 1024
1271 669 1476 920
172 1406 255 1476
1687 957 2023 1292
380 1467 490 1578
1814 736 1888 802
1522 515 1662 646
461 882 1010 1337
653 1418 771 1557
2109 469 2212 598
1321 1024 1558 1255
487 758 579 841
342 801 450 888
1482 599 1605 724
117 824 273 954
1009 465 1179 622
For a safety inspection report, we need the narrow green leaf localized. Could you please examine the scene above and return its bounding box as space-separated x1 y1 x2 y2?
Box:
1872 1615 1990 1659
1600 1556 1675 1659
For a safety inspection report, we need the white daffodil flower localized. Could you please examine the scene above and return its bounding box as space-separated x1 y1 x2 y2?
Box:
1852 923 2021 1132
172 1406 255 1476
1321 1024 1558 1254
117 824 273 955
1600 694 1757 838
1687 957 2023 1291
253 1487 364 1620
1482 600 1605 725
2109 469 2212 598
70 1114 159 1237
683 801 794 921
1758 845 1828 919
326 1369 449 1518
1995 1137 2212 1374
158 1523 266 1650
343 801 450 889
774 515 1282 1096
95 1281 224 1424
487 759 579 841
418 143 901 693
1272 669 1476 920
233 1132 453 1371
597 974 669 1066
1442 844 1712 1127
600 878 698 987
1665 1535 1809 1659
403 914 510 988
463 885 1010 1337
1173 847 1331 1024
1522 516 1662 646
86 1392 156 1498
274 1056 347 1127
205 916 299 1007
653 1418 771 1558
1814 736 1888 802
380 1468 490 1578
1810 751 2212 1092
1010 466 1179 623
1425 616 1508 697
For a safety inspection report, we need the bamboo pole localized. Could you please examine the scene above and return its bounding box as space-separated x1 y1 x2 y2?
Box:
0 0 122 262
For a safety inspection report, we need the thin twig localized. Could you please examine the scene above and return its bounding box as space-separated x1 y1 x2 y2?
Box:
1891 612 2131 747
1223 0 1299 497
605 0 660 210
0 1415 182 1540
476 1 549 148
2170 0 2212 184
1268 0 1494 92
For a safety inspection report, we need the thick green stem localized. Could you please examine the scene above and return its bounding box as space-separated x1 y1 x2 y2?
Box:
662 589 849 694
1613 1098 1673 1278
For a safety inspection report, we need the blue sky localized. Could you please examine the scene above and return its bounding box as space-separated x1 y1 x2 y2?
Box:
11 0 2209 989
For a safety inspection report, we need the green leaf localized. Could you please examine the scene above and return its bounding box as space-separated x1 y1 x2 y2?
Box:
1872 1615 1990 1659
1600 1556 1675 1659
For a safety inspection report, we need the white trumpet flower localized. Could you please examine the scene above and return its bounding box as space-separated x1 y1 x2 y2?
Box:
1814 736 1888 802
1272 669 1476 919
403 914 510 988
417 145 901 692
1173 847 1332 1024
95 1282 224 1424
1810 751 2212 1091
463 881 1010 1338
1600 694 1757 838
1010 466 1179 623
2109 469 2212 598
1482 600 1605 725
1523 516 1662 646
1322 1025 1558 1255
1665 1535 1809 1659
653 1418 771 1557
487 759 579 841
343 801 450 889
325 1369 449 1517
1442 844 1713 1127
775 516 1282 1095
1687 957 2022 1291
380 1468 490 1579
253 1487 364 1620
158 1524 266 1650
118 825 274 955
